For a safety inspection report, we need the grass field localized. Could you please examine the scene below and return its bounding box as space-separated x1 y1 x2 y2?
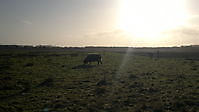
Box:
0 48 198 112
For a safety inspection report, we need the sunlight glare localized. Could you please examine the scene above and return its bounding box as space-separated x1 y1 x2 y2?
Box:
118 0 189 41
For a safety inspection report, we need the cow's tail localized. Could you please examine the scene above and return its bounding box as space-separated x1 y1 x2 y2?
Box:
100 58 102 64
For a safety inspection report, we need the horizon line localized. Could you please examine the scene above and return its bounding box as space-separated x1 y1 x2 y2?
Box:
0 44 199 48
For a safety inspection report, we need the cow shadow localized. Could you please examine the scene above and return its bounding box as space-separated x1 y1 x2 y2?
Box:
72 64 96 69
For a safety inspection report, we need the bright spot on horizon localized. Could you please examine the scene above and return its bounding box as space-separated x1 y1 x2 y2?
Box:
118 0 189 41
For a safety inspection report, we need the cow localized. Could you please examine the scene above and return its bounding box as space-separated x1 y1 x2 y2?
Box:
83 53 102 65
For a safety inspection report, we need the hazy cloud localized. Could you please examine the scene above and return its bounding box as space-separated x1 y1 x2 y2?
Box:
81 30 132 46
163 16 199 45
21 20 32 25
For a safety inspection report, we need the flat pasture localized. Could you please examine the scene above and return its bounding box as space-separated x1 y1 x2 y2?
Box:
0 47 198 112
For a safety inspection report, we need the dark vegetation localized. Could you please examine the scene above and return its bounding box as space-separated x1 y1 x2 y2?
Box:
0 45 199 112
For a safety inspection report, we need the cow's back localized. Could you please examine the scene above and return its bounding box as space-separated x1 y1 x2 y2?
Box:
86 54 101 60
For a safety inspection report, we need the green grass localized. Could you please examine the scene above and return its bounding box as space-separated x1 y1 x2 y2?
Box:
0 50 198 112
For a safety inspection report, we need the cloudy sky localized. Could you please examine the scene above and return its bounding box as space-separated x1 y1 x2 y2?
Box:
0 0 199 47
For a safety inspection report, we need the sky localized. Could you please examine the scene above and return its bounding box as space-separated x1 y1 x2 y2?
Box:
0 0 199 47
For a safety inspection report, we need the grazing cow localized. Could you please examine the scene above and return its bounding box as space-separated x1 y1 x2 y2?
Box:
84 54 102 64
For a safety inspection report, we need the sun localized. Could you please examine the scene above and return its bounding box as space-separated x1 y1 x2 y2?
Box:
118 0 189 41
